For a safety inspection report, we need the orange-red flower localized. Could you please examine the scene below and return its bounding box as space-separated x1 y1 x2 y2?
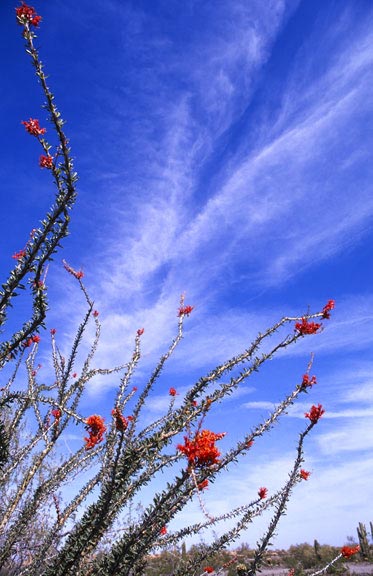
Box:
301 374 317 388
295 318 322 335
204 567 214 573
160 526 167 535
322 299 335 319
63 260 84 280
169 387 177 396
22 118 46 136
177 429 225 468
305 404 325 424
178 305 194 317
258 487 268 499
111 408 128 432
23 334 40 348
12 249 26 260
300 469 311 480
341 545 360 558
16 2 41 27
84 415 106 450
39 155 53 169
51 409 61 427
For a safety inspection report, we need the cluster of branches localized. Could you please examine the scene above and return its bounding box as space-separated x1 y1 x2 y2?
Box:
0 5 360 576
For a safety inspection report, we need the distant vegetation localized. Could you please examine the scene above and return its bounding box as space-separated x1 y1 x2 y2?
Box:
143 539 371 576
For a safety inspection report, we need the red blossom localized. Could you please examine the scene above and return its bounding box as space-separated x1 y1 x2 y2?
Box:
39 155 53 169
322 299 335 319
50 328 56 335
341 545 360 559
246 440 254 448
177 429 225 468
295 318 322 335
72 373 77 378
33 280 44 289
197 479 209 491
111 408 128 432
160 526 167 535
169 387 177 396
204 567 214 573
12 249 26 260
178 305 194 317
22 118 46 136
16 2 42 27
305 404 325 424
300 469 311 480
127 415 134 421
258 487 268 499
84 415 106 450
132 386 138 392
301 374 317 388
63 260 84 280
51 409 61 426
24 334 40 348
93 310 99 318
137 328 144 336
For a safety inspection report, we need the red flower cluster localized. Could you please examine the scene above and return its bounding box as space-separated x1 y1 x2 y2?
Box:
322 299 335 319
39 155 53 169
204 567 214 574
300 469 311 480
63 260 84 280
50 328 57 335
295 318 322 335
84 415 106 450
12 249 27 260
169 387 177 396
137 328 144 336
258 487 268 499
301 374 317 388
305 404 325 424
22 118 46 136
111 408 128 432
178 305 194 317
341 545 360 558
93 310 99 318
15 2 42 27
160 526 167 535
24 334 41 347
177 429 225 468
51 409 61 426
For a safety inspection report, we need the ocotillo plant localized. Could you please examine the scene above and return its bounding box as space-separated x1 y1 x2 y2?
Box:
0 4 361 576
0 4 77 371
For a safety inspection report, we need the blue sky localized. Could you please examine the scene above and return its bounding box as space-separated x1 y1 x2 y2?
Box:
1 0 373 550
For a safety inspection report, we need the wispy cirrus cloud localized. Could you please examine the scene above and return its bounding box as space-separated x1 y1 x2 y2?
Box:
73 0 373 331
